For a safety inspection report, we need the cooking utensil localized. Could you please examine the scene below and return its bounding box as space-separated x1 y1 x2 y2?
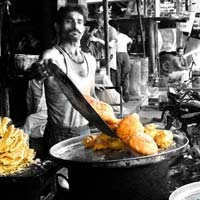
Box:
48 62 115 137
169 181 200 200
50 123 188 200
50 130 189 168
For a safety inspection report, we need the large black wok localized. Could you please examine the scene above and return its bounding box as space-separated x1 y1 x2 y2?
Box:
50 128 189 200
50 130 188 168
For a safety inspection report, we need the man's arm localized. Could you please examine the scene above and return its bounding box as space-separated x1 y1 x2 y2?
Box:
90 26 117 49
172 57 189 71
90 35 116 48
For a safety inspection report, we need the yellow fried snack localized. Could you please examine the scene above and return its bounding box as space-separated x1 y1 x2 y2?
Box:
128 132 158 155
154 130 173 149
144 123 158 139
0 117 36 175
0 117 11 137
93 133 110 151
0 125 15 153
93 139 109 151
82 135 97 148
83 133 125 151
107 138 125 150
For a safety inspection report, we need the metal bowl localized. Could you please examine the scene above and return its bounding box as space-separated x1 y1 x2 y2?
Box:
49 124 189 200
169 182 200 200
49 130 189 168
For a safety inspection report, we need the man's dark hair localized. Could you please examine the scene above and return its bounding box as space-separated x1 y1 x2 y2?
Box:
176 46 184 52
55 4 88 25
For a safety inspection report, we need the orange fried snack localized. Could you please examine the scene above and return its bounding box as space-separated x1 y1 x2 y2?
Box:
128 132 158 155
116 113 144 144
84 95 121 131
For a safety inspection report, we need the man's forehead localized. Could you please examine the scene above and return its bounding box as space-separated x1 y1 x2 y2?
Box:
65 11 84 19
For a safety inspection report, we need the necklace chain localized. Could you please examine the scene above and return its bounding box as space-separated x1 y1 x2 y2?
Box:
59 45 89 77
60 46 84 64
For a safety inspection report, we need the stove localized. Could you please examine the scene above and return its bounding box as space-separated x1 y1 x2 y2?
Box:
0 159 61 200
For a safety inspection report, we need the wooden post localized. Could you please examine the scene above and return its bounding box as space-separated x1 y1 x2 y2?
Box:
144 0 147 17
103 0 110 76
136 0 146 57
148 19 156 75
0 1 11 117
155 0 160 17
154 21 159 77
176 0 183 47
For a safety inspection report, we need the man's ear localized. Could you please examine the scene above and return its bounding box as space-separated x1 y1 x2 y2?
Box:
83 25 86 33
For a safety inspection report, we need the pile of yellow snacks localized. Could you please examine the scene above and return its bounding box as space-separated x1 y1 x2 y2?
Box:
82 133 125 151
0 117 36 175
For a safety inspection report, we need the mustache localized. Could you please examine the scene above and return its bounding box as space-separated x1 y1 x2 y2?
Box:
69 29 81 34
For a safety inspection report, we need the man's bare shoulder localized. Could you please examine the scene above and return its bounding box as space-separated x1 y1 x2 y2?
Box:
41 47 62 60
83 52 96 62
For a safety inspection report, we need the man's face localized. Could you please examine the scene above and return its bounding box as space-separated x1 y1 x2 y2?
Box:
96 15 104 28
177 49 184 57
59 11 85 42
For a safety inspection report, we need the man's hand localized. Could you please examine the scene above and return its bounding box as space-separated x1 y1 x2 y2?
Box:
28 59 52 80
95 83 105 92
90 35 99 43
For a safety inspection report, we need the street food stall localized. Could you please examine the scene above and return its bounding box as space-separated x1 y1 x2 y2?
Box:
0 1 200 200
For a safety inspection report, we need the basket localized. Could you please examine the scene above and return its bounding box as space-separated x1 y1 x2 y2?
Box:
14 54 39 71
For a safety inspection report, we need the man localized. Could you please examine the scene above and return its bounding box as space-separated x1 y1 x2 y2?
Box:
32 4 97 153
23 79 47 139
89 10 118 86
116 31 132 102
168 47 190 86
28 4 101 192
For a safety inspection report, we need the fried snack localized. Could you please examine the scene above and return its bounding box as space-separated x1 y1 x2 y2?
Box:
93 139 109 151
107 138 125 150
144 123 158 139
93 133 111 150
83 133 125 151
0 117 36 175
0 125 15 153
154 130 173 149
0 117 11 137
116 113 144 144
107 120 121 132
84 95 121 125
128 132 158 155
82 135 97 148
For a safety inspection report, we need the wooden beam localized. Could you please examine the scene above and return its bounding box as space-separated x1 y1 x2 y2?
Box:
103 0 110 76
155 0 160 17
136 0 146 57
148 19 156 74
